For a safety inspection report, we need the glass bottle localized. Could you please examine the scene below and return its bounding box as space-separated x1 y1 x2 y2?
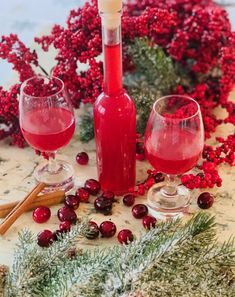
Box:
93 0 136 195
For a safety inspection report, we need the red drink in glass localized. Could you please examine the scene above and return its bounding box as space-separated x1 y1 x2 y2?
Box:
145 129 202 175
144 95 204 215
21 107 75 152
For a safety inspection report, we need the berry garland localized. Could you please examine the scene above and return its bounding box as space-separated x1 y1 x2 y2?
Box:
0 0 235 190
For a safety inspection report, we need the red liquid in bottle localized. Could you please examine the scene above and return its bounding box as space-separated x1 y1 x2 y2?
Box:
94 43 136 195
21 107 75 152
145 129 202 175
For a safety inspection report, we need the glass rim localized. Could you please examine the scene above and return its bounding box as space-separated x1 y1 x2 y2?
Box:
20 74 65 99
152 94 200 121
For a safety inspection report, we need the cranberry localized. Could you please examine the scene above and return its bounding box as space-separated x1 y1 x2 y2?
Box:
101 191 115 201
99 221 116 238
64 195 80 210
76 152 89 165
136 142 145 161
154 172 165 183
132 204 148 219
94 196 113 215
123 194 135 207
76 187 90 203
85 221 100 239
33 206 51 224
37 230 54 247
117 229 134 245
84 179 101 195
142 215 157 230
197 192 214 209
57 206 77 223
59 221 71 232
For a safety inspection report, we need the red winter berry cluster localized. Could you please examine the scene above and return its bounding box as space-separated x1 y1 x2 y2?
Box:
0 0 235 190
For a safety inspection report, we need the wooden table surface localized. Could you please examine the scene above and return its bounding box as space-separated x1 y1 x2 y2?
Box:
0 92 235 267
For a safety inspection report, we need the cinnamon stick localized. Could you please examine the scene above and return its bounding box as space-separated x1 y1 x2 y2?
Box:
0 183 46 235
0 190 65 218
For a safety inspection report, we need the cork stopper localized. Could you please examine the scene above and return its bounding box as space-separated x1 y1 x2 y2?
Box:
98 0 122 29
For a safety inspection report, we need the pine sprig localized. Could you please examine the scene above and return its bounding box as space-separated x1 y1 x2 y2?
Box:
125 37 180 92
3 213 234 297
6 221 88 297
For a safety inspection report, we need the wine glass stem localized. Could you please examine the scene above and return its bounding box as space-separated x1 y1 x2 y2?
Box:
47 152 59 174
161 174 178 196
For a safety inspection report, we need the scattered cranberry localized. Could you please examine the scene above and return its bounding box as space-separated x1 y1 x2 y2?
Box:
142 215 157 230
101 191 115 201
59 221 71 232
94 196 113 215
76 187 90 203
117 229 134 245
154 172 165 183
99 221 117 238
57 206 77 223
37 230 54 247
197 192 214 209
64 195 80 210
136 142 145 161
84 179 101 195
85 221 100 239
76 152 89 165
132 204 148 219
123 194 135 207
33 206 51 224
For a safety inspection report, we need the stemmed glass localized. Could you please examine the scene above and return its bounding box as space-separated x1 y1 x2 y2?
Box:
144 95 204 217
19 75 75 192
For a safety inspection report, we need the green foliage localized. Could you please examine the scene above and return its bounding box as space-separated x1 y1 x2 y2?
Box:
2 213 235 297
125 37 179 93
78 113 94 143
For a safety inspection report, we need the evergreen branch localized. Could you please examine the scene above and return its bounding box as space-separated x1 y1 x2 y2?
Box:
6 221 88 297
3 213 235 297
78 113 94 143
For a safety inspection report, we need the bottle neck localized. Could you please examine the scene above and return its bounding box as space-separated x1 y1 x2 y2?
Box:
101 14 123 96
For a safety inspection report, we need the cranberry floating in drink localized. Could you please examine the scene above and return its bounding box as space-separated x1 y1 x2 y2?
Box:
93 0 136 195
144 95 204 216
19 75 75 192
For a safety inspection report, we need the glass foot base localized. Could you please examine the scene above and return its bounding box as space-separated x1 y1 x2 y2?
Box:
147 183 190 219
34 160 74 193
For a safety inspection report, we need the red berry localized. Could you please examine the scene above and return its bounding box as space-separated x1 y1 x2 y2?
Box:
59 221 71 232
84 179 101 195
85 221 100 239
142 215 157 230
57 206 77 223
197 192 214 209
101 191 115 201
94 196 113 215
76 187 90 202
132 204 148 219
33 206 51 224
154 172 164 183
99 221 116 238
76 152 89 165
37 230 54 247
123 194 135 207
117 229 134 245
64 195 80 210
136 142 145 161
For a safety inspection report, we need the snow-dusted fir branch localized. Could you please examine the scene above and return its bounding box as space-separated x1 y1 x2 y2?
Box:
3 213 235 297
6 221 88 297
